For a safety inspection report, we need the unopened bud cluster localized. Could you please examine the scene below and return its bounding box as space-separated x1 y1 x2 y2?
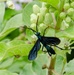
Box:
30 3 53 33
60 1 74 30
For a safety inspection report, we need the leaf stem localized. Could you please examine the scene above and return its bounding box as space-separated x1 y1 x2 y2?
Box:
48 56 56 75
47 56 61 75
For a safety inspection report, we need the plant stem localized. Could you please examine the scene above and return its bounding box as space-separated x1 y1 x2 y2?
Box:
48 56 56 75
48 56 61 75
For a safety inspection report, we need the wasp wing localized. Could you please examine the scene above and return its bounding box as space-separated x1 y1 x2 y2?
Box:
28 40 41 60
42 36 60 45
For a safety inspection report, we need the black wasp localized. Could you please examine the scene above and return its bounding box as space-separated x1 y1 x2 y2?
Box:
27 17 62 60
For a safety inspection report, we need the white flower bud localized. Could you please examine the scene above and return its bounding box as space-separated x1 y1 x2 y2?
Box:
60 12 66 19
30 14 37 23
39 23 46 33
33 4 40 14
44 13 53 25
61 20 69 30
40 7 47 16
67 8 74 16
65 16 71 23
64 3 70 10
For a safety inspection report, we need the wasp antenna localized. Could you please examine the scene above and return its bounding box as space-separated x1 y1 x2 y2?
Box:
27 27 37 34
43 26 49 36
55 45 64 50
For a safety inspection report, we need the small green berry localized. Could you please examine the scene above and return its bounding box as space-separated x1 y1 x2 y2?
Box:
64 3 70 10
65 16 71 23
60 12 66 19
67 8 74 16
61 20 69 30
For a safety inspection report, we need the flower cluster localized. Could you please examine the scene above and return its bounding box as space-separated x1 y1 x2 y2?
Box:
30 3 54 33
60 1 74 30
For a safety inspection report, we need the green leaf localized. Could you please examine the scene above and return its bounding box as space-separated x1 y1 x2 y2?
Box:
2 13 24 33
20 54 49 75
4 8 21 21
56 25 74 39
63 59 74 75
0 28 16 40
25 29 34 42
7 40 32 56
0 2 5 32
20 64 36 75
0 13 24 40
0 42 8 61
54 55 65 74
8 57 28 73
0 2 5 24
0 40 33 61
23 1 41 26
0 70 18 75
0 57 14 68
32 54 48 75
40 0 59 9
